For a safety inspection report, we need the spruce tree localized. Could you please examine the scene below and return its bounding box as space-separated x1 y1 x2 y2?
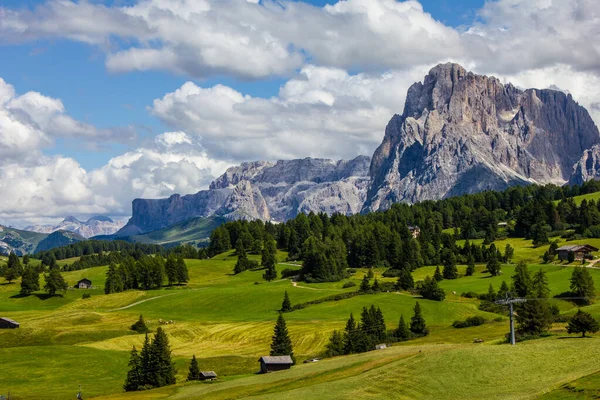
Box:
131 314 149 334
396 314 411 341
397 268 414 291
105 262 124 294
433 266 443 282
44 267 68 296
124 346 143 391
410 302 428 336
570 267 595 303
486 283 496 302
512 261 532 297
442 251 458 279
498 280 510 300
176 257 189 285
567 309 600 337
149 327 176 387
270 313 293 357
261 236 277 269
7 253 22 276
165 254 177 286
325 330 344 357
281 291 292 312
139 334 152 386
20 267 40 295
187 355 200 381
359 275 371 292
372 278 381 292
486 251 501 276
234 242 249 274
343 313 357 354
466 255 475 276
367 268 374 279
263 262 277 282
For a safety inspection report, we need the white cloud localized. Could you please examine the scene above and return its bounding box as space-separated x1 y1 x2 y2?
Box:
151 64 426 161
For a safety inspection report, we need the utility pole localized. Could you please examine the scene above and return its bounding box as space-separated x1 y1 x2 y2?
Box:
495 293 526 345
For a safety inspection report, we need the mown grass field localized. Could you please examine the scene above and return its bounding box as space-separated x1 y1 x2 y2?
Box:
1 242 600 399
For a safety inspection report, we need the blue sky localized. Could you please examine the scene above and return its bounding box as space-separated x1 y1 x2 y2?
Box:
0 0 485 170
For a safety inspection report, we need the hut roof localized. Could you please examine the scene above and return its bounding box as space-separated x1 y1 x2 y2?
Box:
200 371 217 378
0 317 19 325
259 356 294 365
556 245 599 252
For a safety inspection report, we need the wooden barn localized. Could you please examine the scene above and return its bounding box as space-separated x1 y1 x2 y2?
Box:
199 371 217 381
259 356 294 373
556 245 599 261
0 317 20 329
74 278 92 289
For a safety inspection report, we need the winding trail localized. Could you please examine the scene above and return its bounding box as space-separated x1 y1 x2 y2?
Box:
108 292 180 312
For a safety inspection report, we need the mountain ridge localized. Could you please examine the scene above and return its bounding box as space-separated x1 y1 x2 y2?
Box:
26 216 125 238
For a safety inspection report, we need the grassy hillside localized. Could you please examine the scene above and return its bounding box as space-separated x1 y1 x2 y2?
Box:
0 226 84 255
2 243 600 399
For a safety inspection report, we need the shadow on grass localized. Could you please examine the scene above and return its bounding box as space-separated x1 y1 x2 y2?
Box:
558 335 594 340
9 292 61 300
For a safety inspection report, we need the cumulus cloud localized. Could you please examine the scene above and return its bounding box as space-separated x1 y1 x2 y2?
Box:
151 64 426 161
0 131 230 227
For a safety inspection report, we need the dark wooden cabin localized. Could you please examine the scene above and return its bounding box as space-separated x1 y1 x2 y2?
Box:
259 356 294 373
74 278 92 289
199 371 217 381
0 317 20 329
556 245 599 261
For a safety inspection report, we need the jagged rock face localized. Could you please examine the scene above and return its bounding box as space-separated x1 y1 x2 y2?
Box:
25 216 125 238
569 145 600 185
118 156 371 235
364 63 600 211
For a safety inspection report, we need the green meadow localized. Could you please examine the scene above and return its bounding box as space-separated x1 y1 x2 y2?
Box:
1 243 600 399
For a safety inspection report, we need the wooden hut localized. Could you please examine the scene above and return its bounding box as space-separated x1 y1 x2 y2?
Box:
0 317 20 329
556 245 599 261
199 371 217 381
74 278 92 289
259 356 294 373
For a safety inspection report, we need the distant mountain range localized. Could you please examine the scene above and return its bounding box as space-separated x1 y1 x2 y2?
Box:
26 216 125 238
0 226 84 256
116 63 600 236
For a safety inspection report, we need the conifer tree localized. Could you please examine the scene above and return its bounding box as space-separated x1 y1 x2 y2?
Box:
397 268 414 291
124 346 143 391
395 314 411 341
20 266 40 295
44 267 68 296
486 250 501 276
372 278 381 292
410 302 428 336
105 262 124 294
343 313 357 354
176 257 189 285
442 250 458 279
512 261 532 297
139 334 151 385
433 266 443 282
367 268 374 279
466 255 475 276
570 267 595 303
325 330 344 357
281 291 292 312
165 255 177 286
187 355 200 381
270 313 293 358
261 235 277 268
567 309 600 337
131 315 149 334
263 263 277 282
498 280 510 299
233 242 249 274
149 327 176 387
359 274 371 292
7 253 22 276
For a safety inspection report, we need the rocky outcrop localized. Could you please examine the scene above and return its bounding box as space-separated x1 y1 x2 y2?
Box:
117 156 371 235
25 216 125 238
364 63 600 211
569 145 600 185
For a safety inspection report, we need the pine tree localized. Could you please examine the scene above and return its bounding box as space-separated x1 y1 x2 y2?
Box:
124 346 143 391
343 313 357 354
466 255 475 276
44 267 68 296
395 314 411 341
498 280 510 300
281 291 292 312
570 267 595 303
359 275 371 292
486 250 501 276
234 242 249 274
419 276 446 301
410 302 428 336
105 262 124 294
504 244 514 263
372 278 381 292
131 314 149 334
149 327 176 387
261 235 277 269
165 254 177 286
325 330 344 357
7 253 22 276
486 283 496 302
367 268 374 279
567 309 600 337
270 313 293 357
433 266 443 282
442 251 458 279
20 267 40 295
512 261 532 297
187 355 200 381
263 263 277 282
139 334 151 386
176 257 189 285
397 268 414 291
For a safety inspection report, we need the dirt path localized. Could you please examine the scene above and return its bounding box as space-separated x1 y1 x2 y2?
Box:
108 292 180 311
586 259 600 269
290 280 344 291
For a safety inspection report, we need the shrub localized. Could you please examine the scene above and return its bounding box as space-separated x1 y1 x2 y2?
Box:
461 291 478 298
382 269 401 278
82 293 91 299
342 281 356 288
452 316 487 329
131 315 149 334
348 268 357 274
281 268 301 279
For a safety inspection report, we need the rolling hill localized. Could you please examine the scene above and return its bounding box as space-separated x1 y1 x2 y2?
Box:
0 226 84 255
